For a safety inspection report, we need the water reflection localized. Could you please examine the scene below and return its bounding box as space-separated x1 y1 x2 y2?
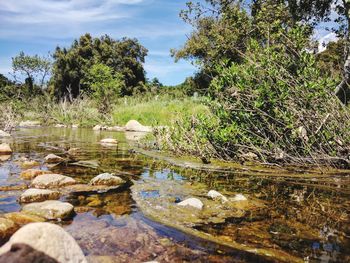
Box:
0 127 349 262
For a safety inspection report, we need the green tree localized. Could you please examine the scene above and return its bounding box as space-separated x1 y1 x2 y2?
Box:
84 63 125 114
52 34 148 100
12 52 51 93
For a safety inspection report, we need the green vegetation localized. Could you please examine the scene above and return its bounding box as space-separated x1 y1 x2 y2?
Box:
156 0 350 167
1 0 350 167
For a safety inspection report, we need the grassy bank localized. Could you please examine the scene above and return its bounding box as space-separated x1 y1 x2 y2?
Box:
0 92 208 128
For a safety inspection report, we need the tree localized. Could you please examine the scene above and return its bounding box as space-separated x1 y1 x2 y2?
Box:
84 63 125 114
12 52 51 92
52 34 148 100
175 0 350 102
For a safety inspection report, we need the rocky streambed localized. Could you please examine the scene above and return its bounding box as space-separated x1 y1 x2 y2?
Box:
0 127 350 262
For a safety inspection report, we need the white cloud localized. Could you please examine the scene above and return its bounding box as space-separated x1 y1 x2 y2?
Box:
318 32 338 53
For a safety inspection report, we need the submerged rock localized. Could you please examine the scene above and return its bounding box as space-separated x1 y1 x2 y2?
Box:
0 222 87 263
0 130 11 137
90 173 125 186
44 154 64 163
0 143 12 155
207 190 228 202
125 120 152 132
0 155 11 162
0 218 17 240
177 198 204 210
20 160 40 169
63 184 121 193
22 201 74 220
67 148 81 156
20 169 51 180
4 212 45 225
100 138 118 145
70 160 99 169
19 189 60 203
31 174 76 189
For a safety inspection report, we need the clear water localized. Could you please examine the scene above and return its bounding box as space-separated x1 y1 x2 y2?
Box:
0 127 349 263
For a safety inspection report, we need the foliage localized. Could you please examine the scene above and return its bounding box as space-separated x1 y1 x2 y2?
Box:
52 34 148 100
316 40 345 79
160 0 350 166
84 63 125 114
12 51 51 92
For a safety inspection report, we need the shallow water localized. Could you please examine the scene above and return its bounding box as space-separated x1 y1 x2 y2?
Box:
0 127 349 262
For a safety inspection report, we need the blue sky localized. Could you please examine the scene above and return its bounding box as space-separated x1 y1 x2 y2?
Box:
0 0 197 86
0 1 339 85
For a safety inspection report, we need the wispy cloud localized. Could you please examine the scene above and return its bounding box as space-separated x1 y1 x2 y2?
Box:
0 0 196 85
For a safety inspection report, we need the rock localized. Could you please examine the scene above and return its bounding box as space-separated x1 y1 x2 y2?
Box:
22 201 74 220
231 194 248 201
63 184 121 193
0 218 17 240
0 143 12 155
72 124 79 128
296 126 308 141
93 125 108 131
0 184 27 191
0 155 11 162
20 169 51 180
177 198 204 210
125 120 152 132
31 174 76 189
90 173 125 186
0 222 87 262
0 130 10 137
100 138 118 145
19 120 41 127
67 148 81 156
20 160 40 169
4 212 45 225
70 160 99 169
207 190 228 202
44 154 64 163
54 124 66 128
19 189 60 203
0 243 59 263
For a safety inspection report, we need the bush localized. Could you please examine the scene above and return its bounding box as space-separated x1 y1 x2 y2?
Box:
158 33 350 166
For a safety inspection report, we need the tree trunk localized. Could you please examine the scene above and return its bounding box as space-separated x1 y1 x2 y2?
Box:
336 0 350 104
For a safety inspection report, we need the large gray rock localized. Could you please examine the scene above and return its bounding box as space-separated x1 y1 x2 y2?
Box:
90 173 125 186
44 154 64 163
31 174 76 189
125 120 152 132
177 198 204 210
0 143 12 155
20 189 60 203
22 201 74 220
0 222 87 263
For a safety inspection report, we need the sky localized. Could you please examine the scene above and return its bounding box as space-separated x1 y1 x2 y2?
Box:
0 0 197 86
0 1 340 86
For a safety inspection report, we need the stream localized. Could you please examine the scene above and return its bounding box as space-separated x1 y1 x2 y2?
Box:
0 127 349 263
